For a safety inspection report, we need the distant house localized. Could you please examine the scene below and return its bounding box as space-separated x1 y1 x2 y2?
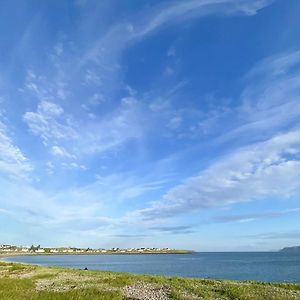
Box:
0 245 12 249
36 249 45 253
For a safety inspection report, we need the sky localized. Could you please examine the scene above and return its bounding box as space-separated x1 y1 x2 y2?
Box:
0 0 300 251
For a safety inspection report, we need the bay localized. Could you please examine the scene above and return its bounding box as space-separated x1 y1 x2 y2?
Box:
4 252 300 283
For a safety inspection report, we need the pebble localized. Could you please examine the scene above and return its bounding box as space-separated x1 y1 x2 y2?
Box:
123 282 171 300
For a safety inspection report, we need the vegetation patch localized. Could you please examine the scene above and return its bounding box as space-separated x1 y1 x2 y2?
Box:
0 262 299 299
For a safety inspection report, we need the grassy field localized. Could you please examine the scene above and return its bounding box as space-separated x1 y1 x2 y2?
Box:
0 261 299 300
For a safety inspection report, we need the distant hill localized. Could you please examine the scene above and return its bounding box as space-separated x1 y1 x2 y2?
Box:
279 246 300 253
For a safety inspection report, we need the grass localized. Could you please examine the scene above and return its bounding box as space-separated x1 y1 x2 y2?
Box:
0 261 299 299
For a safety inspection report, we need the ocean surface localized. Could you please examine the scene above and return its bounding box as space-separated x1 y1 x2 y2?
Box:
4 252 300 283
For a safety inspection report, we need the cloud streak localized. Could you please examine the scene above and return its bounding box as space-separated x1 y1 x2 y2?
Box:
132 50 300 221
0 118 32 180
214 208 300 223
248 230 300 240
82 0 273 67
136 0 273 38
134 129 300 220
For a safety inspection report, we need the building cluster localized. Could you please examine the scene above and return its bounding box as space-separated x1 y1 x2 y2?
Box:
0 244 31 253
0 244 173 254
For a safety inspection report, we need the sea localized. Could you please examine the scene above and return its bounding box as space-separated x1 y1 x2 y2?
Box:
3 252 300 283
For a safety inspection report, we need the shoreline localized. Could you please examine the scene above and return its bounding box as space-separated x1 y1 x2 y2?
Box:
0 251 195 269
0 260 299 299
0 249 192 259
2 252 299 285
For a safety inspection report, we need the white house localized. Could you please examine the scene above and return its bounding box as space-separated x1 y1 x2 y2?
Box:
36 249 45 253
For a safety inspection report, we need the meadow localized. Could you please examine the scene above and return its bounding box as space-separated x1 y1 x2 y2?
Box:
0 261 300 299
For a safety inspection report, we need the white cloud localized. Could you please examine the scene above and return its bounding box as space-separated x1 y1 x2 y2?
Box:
0 120 32 180
23 101 77 144
38 100 64 116
164 66 175 76
23 97 146 158
24 70 59 100
0 176 111 232
0 207 10 215
214 208 300 223
62 162 86 170
51 145 76 159
248 230 300 240
135 128 300 220
136 0 273 38
214 51 300 147
76 97 144 155
46 161 54 174
245 50 300 80
82 0 272 67
84 69 102 86
24 48 69 101
167 116 182 130
129 48 300 221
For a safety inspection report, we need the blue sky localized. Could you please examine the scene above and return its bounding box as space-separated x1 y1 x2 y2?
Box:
1 0 300 251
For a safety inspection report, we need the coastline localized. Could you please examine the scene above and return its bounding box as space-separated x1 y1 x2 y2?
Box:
0 260 299 299
0 250 194 268
0 249 192 259
2 251 300 284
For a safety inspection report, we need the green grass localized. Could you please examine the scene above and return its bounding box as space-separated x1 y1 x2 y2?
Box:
0 261 299 299
0 278 121 300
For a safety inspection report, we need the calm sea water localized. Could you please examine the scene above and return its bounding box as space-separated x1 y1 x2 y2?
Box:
4 252 300 283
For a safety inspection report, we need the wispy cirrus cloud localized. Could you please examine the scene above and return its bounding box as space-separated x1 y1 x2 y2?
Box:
131 50 300 221
218 51 300 146
214 208 300 223
23 97 144 161
135 0 273 38
248 230 300 240
134 128 300 220
82 0 273 68
0 176 113 232
0 118 32 180
150 225 194 234
21 0 276 164
77 97 144 155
